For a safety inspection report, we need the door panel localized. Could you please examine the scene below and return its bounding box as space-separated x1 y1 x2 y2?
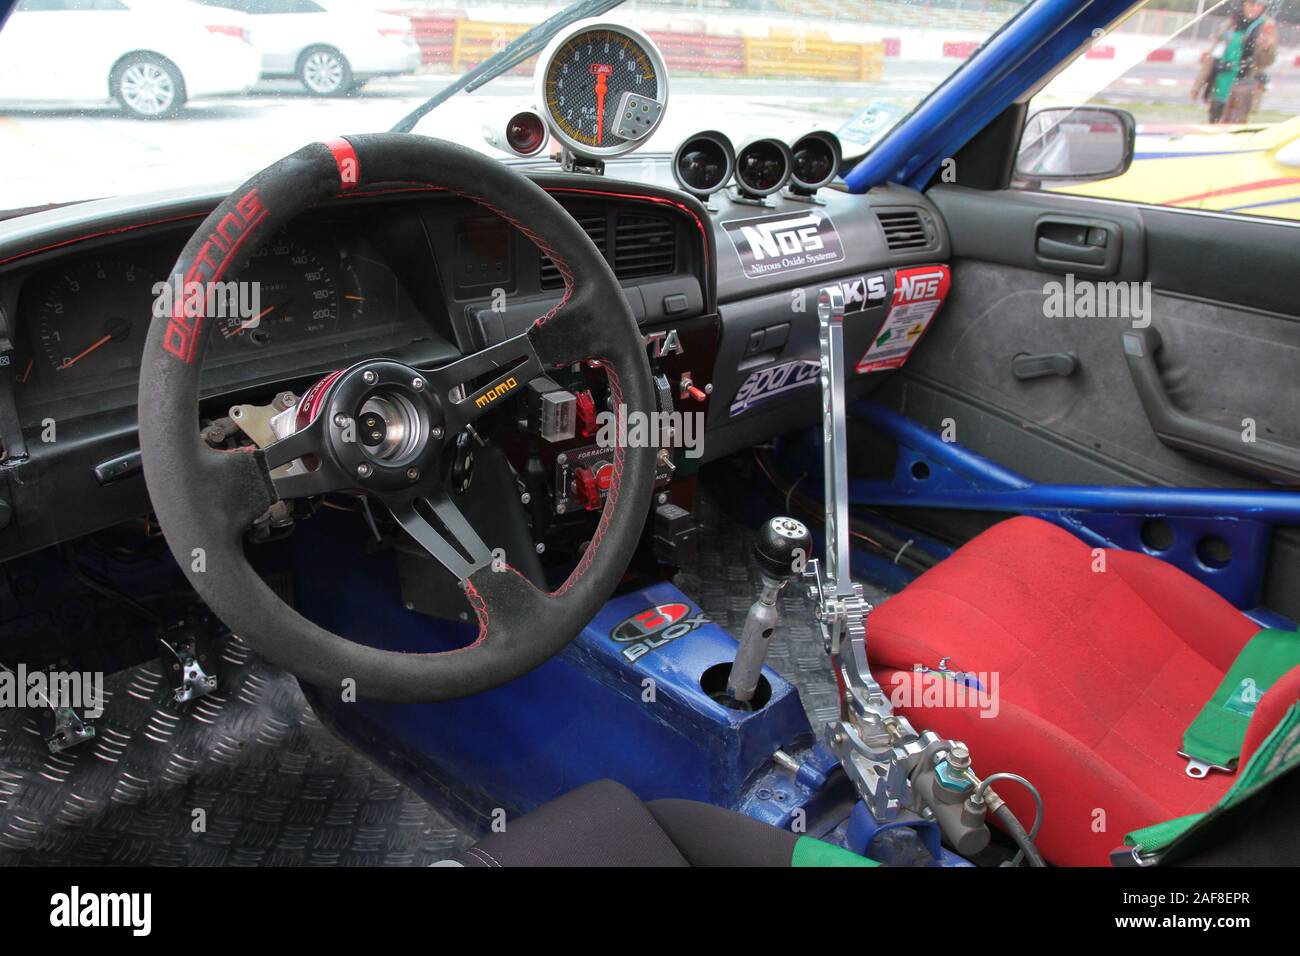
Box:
878 183 1300 618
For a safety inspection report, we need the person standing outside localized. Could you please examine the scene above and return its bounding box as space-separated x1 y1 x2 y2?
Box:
1193 0 1278 123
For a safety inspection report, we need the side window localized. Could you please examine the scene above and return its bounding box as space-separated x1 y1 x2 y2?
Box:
246 0 323 13
1014 0 1299 222
194 0 252 12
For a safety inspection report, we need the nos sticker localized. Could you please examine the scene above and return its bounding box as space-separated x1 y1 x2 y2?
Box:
611 602 709 662
730 359 820 416
856 264 951 374
723 209 845 280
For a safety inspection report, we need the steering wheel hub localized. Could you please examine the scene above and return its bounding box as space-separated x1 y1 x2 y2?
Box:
307 360 441 491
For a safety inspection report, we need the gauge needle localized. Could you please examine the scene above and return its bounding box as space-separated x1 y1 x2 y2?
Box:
594 72 607 145
225 305 275 338
61 333 113 370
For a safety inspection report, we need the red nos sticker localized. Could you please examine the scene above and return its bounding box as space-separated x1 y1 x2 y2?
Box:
856 264 951 374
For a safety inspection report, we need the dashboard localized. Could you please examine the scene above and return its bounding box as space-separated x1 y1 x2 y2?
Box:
0 16 955 566
7 205 442 423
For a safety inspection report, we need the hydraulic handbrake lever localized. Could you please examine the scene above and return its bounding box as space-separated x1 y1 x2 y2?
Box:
804 286 992 858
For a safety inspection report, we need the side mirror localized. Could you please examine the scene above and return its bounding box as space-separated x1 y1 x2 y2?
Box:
1015 107 1136 184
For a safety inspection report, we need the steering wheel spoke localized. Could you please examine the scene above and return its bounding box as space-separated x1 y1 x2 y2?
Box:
262 417 351 500
388 491 494 581
421 332 543 432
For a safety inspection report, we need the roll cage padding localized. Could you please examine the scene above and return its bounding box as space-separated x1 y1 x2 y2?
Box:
137 133 657 702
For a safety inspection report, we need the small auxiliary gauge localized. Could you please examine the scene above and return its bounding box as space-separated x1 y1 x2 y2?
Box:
535 20 669 164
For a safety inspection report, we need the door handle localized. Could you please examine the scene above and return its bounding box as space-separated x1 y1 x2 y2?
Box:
1034 216 1120 275
1036 236 1106 266
1013 351 1077 380
1121 327 1300 484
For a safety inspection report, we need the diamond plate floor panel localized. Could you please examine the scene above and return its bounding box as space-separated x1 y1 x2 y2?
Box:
0 632 470 866
0 494 888 866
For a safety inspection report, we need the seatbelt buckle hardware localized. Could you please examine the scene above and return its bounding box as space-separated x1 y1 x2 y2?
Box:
1176 750 1235 779
1109 844 1160 868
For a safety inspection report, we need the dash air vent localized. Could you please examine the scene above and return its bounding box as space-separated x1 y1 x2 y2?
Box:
876 208 931 252
540 212 606 289
613 214 675 279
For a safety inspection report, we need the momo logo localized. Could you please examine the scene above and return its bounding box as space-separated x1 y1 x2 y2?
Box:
474 375 518 409
611 602 709 662
724 210 845 279
729 359 820 416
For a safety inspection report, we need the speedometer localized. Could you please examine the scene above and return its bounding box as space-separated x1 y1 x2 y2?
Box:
217 238 339 348
535 21 668 159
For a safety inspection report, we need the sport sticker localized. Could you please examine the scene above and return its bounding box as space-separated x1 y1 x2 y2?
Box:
856 264 951 374
730 359 820 416
723 209 845 280
611 602 710 662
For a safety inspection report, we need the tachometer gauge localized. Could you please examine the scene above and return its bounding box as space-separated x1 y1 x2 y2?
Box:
535 20 668 159
218 238 339 348
36 258 152 379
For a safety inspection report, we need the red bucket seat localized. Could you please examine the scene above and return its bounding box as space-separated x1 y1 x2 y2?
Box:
868 515 1300 866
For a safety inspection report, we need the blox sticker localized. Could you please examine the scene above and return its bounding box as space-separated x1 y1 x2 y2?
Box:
611 602 710 662
723 209 845 280
856 264 951 374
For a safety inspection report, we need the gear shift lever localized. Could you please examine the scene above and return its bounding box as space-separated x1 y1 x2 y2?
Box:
726 516 813 707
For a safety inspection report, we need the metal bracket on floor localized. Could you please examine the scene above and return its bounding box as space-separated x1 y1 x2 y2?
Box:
159 616 218 704
40 705 96 753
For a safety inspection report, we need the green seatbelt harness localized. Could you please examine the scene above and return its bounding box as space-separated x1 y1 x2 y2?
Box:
1181 628 1299 772
1122 627 1300 865
790 837 880 868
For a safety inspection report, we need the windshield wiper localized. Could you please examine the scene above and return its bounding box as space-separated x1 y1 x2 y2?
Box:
390 0 626 135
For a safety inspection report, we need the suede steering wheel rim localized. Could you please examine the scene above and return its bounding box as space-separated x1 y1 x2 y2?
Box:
137 133 658 703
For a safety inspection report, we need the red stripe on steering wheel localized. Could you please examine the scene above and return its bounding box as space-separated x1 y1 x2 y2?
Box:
323 137 360 191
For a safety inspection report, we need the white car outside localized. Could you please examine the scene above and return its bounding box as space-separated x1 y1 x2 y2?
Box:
0 0 261 119
196 0 421 96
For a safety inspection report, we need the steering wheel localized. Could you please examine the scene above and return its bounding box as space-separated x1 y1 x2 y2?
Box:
137 133 657 703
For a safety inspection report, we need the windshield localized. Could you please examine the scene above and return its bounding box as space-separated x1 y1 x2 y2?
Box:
0 0 1030 215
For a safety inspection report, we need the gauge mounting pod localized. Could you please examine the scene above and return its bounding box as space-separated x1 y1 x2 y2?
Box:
535 19 669 160
671 130 735 198
482 108 549 158
732 137 793 199
788 130 842 194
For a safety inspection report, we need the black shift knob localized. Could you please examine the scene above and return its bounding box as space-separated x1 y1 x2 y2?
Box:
754 516 813 580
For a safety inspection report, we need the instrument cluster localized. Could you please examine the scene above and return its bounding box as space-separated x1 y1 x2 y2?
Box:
12 225 408 412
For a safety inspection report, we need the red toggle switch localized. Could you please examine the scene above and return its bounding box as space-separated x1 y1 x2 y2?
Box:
679 375 710 403
573 466 601 511
575 389 598 437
